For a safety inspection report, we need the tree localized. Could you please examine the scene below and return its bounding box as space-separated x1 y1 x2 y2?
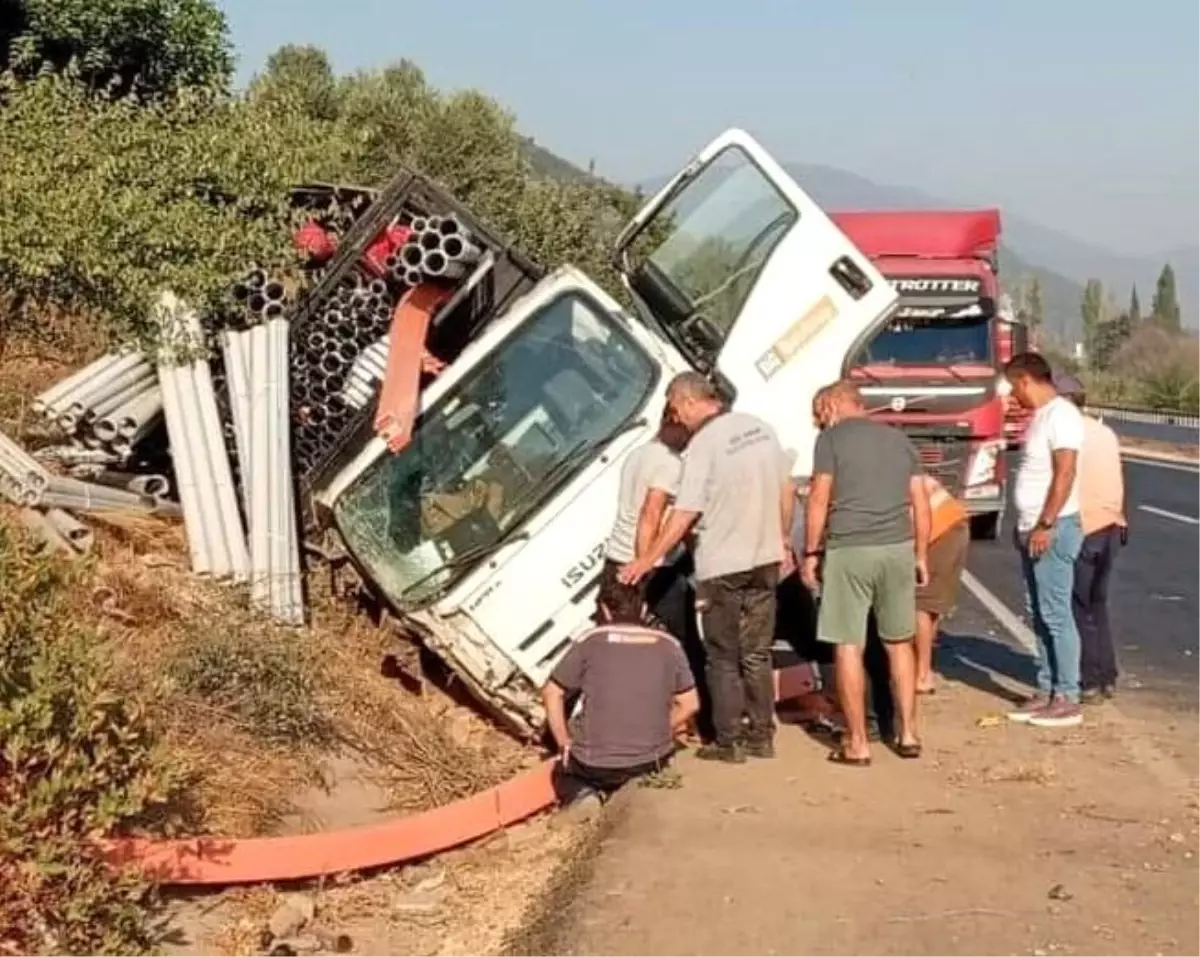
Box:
1080 278 1105 366
249 44 340 122
1151 263 1181 330
1016 276 1044 334
1128 284 1141 325
1091 311 1133 371
1110 323 1200 412
4 0 233 97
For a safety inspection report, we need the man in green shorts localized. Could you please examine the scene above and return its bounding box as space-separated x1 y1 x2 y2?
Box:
801 381 931 766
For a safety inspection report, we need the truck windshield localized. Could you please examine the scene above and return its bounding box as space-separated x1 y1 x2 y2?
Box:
858 315 992 366
333 291 657 606
632 146 796 338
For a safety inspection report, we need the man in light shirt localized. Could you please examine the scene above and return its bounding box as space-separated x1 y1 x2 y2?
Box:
1055 373 1127 702
598 407 691 635
1004 353 1086 728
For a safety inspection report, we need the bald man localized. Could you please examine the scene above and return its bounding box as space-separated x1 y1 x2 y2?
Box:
802 380 930 766
620 372 797 763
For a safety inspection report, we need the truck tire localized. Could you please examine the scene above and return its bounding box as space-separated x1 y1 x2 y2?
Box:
970 511 1003 541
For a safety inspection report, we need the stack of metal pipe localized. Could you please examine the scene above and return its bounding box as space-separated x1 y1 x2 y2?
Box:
31 351 163 458
232 267 290 321
391 215 483 285
156 291 250 581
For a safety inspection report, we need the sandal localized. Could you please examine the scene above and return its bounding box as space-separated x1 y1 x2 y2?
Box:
827 748 871 767
916 686 937 696
894 740 923 759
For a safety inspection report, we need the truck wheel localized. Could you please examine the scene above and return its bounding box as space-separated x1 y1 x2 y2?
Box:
970 511 1003 541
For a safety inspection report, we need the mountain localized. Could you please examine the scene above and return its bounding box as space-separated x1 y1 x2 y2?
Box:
518 140 1195 335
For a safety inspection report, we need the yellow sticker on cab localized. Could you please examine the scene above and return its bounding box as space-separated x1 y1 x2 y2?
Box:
755 294 840 381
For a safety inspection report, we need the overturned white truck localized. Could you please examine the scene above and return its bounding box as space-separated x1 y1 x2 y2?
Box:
313 130 899 735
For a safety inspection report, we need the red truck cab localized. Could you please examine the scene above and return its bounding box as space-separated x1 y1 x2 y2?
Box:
834 209 1009 540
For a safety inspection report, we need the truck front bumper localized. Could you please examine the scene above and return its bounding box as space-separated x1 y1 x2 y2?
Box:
961 482 1005 516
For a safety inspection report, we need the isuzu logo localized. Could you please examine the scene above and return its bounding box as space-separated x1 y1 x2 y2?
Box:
560 543 605 590
890 397 908 412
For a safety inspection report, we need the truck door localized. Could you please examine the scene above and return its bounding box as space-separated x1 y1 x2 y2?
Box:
614 128 899 479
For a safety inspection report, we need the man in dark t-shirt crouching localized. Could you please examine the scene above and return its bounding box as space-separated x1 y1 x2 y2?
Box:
542 577 700 813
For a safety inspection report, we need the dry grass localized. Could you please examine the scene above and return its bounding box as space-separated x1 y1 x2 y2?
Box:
1 332 531 842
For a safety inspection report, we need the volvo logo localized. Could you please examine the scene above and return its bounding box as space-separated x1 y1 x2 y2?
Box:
890 396 908 412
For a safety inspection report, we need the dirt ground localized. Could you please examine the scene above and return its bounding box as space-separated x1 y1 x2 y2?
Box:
530 677 1198 957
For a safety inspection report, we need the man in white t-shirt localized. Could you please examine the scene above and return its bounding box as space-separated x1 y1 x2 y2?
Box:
1004 352 1086 728
598 408 690 634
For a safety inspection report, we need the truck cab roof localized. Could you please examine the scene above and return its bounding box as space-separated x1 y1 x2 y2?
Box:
829 210 1001 262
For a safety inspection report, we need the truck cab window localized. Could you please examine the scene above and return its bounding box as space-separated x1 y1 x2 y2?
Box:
630 147 797 342
333 292 657 606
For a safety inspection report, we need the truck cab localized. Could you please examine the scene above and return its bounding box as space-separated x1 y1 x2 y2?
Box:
316 129 898 735
834 210 1010 540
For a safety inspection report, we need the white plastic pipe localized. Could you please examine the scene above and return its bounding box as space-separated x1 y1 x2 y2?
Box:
171 362 230 576
53 354 150 417
127 474 169 498
184 316 249 585
45 508 94 553
221 330 253 516
248 322 271 607
85 371 157 423
64 359 155 419
33 353 123 414
266 319 287 617
157 359 210 574
113 386 164 439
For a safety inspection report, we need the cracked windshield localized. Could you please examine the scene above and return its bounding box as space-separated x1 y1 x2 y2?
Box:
334 292 656 605
639 146 796 336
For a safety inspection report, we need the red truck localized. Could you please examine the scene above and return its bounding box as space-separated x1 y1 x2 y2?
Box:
994 299 1032 448
833 209 1009 540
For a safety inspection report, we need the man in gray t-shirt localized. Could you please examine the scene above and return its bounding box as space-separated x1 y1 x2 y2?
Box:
801 380 930 767
543 576 699 810
620 372 797 764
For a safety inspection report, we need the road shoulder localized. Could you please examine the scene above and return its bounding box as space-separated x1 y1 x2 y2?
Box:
540 665 1198 956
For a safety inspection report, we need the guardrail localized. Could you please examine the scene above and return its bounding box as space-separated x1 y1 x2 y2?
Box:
1088 405 1200 430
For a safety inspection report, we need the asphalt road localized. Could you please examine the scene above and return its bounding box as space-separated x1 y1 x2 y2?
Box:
958 452 1199 711
1106 416 1199 445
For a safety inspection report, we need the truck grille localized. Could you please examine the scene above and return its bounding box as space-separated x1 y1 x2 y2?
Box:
906 425 971 494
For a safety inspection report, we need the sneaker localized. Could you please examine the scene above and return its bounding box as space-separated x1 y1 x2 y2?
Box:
1080 687 1105 705
695 743 746 764
1007 695 1050 724
742 740 776 760
1027 697 1083 728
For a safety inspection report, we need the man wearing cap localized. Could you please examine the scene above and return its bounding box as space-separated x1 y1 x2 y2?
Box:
1003 353 1086 728
1056 373 1127 702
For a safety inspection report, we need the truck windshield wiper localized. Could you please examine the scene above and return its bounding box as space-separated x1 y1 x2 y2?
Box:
399 530 531 605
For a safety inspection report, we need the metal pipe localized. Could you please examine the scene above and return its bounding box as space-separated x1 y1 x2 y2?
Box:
33 353 122 414
437 215 462 237
421 250 466 279
45 508 95 553
418 230 441 252
248 293 267 314
247 269 267 290
39 487 181 517
410 217 427 233
265 281 285 302
263 301 284 319
232 282 249 301
441 234 482 262
369 279 387 297
404 268 424 287
425 216 443 234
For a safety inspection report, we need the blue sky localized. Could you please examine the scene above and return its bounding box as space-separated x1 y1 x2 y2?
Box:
219 0 1197 258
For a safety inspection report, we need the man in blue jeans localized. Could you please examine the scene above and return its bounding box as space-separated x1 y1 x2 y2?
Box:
1003 353 1086 728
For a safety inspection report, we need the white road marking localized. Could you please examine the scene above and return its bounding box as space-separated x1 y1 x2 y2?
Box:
1121 453 1199 474
1138 504 1200 525
959 569 1037 654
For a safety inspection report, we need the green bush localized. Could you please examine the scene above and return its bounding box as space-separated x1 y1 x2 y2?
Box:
0 522 187 955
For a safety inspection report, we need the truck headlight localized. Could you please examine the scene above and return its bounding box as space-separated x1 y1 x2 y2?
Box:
965 440 1002 487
